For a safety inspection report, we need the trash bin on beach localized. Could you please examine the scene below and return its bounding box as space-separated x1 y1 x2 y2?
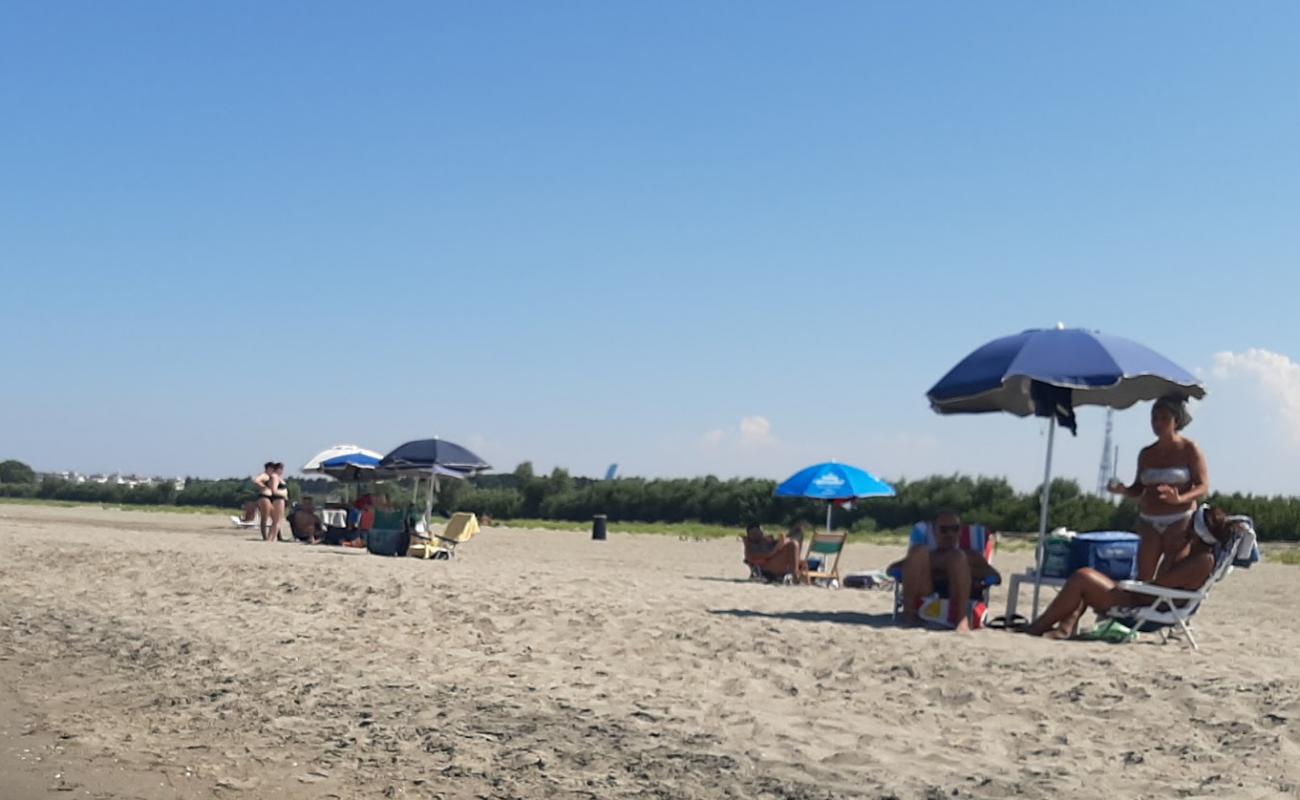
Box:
592 514 607 541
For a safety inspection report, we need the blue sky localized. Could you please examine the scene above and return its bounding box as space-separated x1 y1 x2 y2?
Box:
3 3 1298 495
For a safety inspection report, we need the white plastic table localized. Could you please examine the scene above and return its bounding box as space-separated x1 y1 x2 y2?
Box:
1005 571 1069 620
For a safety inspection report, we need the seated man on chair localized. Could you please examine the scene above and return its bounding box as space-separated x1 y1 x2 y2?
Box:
743 523 802 582
890 511 998 631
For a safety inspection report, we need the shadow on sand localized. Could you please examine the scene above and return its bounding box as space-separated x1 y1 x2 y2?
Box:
707 608 897 629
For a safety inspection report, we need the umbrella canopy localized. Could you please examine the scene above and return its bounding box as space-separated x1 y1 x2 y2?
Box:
928 327 1205 418
380 437 491 522
317 453 405 482
380 438 491 474
775 462 895 500
322 453 381 469
775 461 895 536
302 445 385 474
925 325 1205 616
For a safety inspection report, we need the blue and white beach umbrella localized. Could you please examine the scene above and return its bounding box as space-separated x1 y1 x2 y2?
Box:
775 461 896 534
300 445 390 501
301 445 385 474
319 452 389 482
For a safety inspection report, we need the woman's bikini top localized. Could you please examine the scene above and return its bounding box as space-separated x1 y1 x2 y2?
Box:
1140 466 1192 485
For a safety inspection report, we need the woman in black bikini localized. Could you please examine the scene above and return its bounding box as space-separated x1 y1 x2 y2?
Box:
268 463 290 542
253 461 276 541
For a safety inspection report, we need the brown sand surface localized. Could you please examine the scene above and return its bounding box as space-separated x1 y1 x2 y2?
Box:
1 503 1298 799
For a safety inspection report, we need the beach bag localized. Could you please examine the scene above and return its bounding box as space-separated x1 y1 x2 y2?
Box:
1041 528 1076 578
844 570 892 590
366 527 410 557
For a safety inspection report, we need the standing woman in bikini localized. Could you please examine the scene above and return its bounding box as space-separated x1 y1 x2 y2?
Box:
1107 396 1209 580
267 462 290 542
253 462 277 541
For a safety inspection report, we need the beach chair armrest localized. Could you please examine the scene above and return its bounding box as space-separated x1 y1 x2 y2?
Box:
1117 581 1202 601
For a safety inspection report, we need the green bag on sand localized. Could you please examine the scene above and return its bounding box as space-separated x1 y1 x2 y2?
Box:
1078 619 1137 643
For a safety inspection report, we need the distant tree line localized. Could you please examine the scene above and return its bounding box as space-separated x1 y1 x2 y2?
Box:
442 462 1300 541
2 458 1297 540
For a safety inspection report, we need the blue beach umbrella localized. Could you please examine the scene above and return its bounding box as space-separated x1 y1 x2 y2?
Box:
927 325 1205 615
381 437 492 520
380 438 491 474
775 461 896 535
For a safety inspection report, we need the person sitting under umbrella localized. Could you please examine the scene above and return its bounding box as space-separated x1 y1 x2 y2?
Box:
742 523 802 582
889 511 998 631
290 496 324 544
1024 505 1234 639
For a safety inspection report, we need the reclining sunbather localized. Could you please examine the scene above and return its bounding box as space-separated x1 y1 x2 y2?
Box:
1025 505 1233 639
743 523 802 582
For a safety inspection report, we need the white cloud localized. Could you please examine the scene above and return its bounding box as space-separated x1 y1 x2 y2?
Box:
698 416 775 452
738 415 774 447
1211 349 1300 445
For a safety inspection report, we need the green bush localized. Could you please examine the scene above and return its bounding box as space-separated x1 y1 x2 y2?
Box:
0 459 36 484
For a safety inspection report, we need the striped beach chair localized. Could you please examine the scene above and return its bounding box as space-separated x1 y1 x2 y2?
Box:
889 521 1000 624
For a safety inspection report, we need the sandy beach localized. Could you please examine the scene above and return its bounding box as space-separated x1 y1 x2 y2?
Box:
1 504 1297 800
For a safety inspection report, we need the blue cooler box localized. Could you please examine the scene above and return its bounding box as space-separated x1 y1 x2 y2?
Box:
1068 532 1139 580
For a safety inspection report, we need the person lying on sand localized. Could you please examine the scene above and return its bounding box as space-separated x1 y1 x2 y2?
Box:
1024 505 1235 639
743 523 802 582
888 511 998 632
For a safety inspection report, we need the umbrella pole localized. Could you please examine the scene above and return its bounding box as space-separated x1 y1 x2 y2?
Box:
825 502 833 536
424 472 438 524
1031 421 1057 618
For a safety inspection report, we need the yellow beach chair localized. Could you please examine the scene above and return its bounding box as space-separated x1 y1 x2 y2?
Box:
409 512 480 560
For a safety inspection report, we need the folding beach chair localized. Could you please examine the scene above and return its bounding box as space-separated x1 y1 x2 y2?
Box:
1100 515 1258 650
739 527 800 584
799 531 847 588
409 512 480 560
890 522 1000 623
229 501 261 529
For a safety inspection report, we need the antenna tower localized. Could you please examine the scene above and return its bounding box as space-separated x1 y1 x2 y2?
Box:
1096 408 1115 496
